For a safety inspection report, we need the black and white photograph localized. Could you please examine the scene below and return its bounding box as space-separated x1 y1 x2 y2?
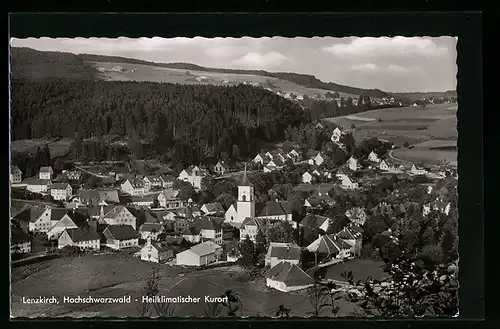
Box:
10 35 459 318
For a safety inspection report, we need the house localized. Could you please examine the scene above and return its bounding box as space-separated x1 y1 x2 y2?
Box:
336 225 363 257
264 158 284 173
63 170 82 181
11 227 32 254
306 234 353 259
224 204 239 225
39 166 54 180
308 152 326 166
164 235 191 250
239 217 267 242
287 149 301 162
195 216 224 245
302 171 313 184
178 166 208 190
160 175 175 189
258 201 293 223
58 226 100 251
345 207 368 226
157 189 186 209
47 210 88 240
103 225 139 250
379 160 390 171
312 169 321 176
13 206 52 233
72 189 120 207
253 153 271 165
26 178 51 194
181 226 202 244
304 195 335 209
139 222 165 241
214 161 230 175
10 165 22 184
265 261 314 292
143 176 163 190
331 127 342 143
99 205 137 230
121 178 146 196
265 242 301 268
176 241 223 266
299 213 330 232
315 121 325 129
346 156 359 171
411 164 428 175
128 195 155 208
201 202 225 215
50 183 73 201
368 151 381 163
336 173 359 189
141 240 175 263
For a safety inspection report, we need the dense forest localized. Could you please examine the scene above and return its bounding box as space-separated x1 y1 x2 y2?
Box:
11 78 309 165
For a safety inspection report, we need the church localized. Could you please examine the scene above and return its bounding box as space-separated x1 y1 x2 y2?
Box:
224 165 294 228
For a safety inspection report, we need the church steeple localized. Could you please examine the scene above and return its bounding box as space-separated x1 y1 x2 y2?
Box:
236 163 255 221
238 163 253 187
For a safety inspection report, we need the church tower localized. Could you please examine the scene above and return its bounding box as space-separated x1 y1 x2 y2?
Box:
236 164 255 223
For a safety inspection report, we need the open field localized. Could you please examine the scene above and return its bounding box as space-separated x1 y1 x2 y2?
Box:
89 62 358 99
11 254 361 318
326 104 457 166
11 138 73 157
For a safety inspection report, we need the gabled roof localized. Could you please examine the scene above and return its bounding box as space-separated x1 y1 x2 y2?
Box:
104 205 132 219
195 216 224 231
300 213 330 230
336 226 363 240
140 222 163 232
50 183 71 190
241 217 268 228
345 207 367 219
306 234 351 255
144 176 162 183
265 261 313 287
160 174 175 182
64 227 99 242
258 201 291 217
202 203 225 213
104 224 137 240
164 235 188 245
11 165 22 174
187 241 222 257
124 178 145 188
25 178 51 186
215 161 231 170
266 242 301 261
39 166 53 173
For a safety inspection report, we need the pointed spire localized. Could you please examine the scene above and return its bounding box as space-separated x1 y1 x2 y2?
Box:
238 163 253 187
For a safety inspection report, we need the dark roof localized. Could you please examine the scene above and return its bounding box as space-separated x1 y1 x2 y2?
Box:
64 227 99 242
265 261 313 287
50 183 70 190
202 203 225 213
267 242 301 260
26 178 51 185
258 201 291 217
39 166 53 173
151 242 174 252
140 222 163 232
11 226 31 244
105 225 137 240
306 234 351 255
164 235 188 245
300 214 330 229
195 216 223 231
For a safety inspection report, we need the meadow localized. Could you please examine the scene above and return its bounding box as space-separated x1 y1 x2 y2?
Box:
10 138 74 157
90 62 358 99
10 253 361 318
326 104 458 166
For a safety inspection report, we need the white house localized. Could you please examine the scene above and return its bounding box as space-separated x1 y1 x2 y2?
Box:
195 217 223 245
178 166 208 190
302 171 313 184
58 226 100 251
264 159 284 173
299 213 330 232
265 261 314 292
346 156 359 171
287 149 300 162
160 175 175 189
50 183 73 201
265 242 301 268
141 240 174 263
10 165 22 184
368 151 380 163
411 164 428 175
13 206 52 233
306 234 353 259
139 222 165 241
103 225 139 250
157 189 186 209
176 241 223 266
336 173 359 189
214 161 230 175
121 178 146 196
99 205 137 230
39 166 54 180
143 176 163 190
253 153 270 165
309 152 326 166
239 218 266 242
26 178 51 194
331 127 342 143
201 202 225 215
47 211 84 240
257 201 294 223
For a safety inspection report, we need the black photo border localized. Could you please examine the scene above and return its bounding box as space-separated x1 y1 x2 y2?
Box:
7 11 485 329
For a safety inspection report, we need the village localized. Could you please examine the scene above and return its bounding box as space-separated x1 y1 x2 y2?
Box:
10 121 458 296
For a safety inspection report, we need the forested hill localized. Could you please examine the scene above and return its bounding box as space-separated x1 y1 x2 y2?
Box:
79 53 389 98
10 47 97 80
11 79 309 164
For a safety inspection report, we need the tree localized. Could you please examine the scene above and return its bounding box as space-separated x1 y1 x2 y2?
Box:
232 144 240 160
275 305 291 317
307 283 331 316
137 268 175 317
264 221 295 244
238 238 257 268
218 290 243 317
255 229 267 257
333 92 340 98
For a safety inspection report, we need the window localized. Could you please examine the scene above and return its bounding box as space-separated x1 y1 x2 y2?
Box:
242 195 246 202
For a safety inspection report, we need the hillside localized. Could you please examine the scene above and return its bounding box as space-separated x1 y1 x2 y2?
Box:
10 47 97 80
79 53 389 98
